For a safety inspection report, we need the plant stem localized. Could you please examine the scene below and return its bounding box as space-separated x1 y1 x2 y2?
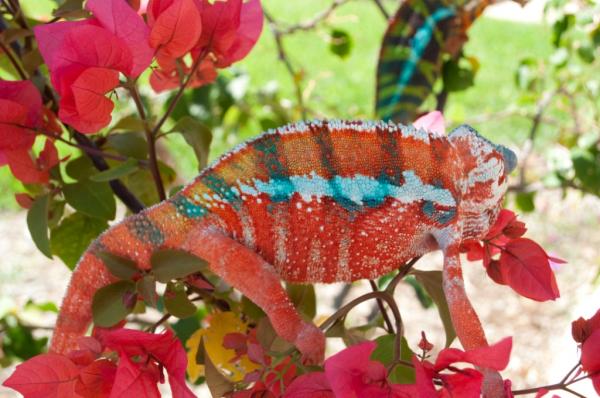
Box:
385 256 421 295
320 291 404 363
263 10 308 120
151 50 208 137
39 128 148 165
372 0 390 20
146 313 171 332
0 40 27 79
560 362 581 385
368 279 395 333
127 81 166 201
73 132 145 213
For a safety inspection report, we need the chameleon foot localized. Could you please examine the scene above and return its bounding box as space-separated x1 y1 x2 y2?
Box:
295 322 325 365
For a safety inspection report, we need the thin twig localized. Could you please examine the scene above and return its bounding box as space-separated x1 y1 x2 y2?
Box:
127 81 166 201
517 89 555 189
562 387 586 398
151 50 208 137
37 127 148 165
263 10 307 119
512 367 596 396
385 256 421 295
73 132 146 213
276 0 349 35
320 291 403 363
372 0 390 20
368 279 395 333
558 87 583 136
560 362 581 385
0 40 27 79
146 313 171 333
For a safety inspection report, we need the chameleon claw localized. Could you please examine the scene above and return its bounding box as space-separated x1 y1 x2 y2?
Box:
295 322 325 365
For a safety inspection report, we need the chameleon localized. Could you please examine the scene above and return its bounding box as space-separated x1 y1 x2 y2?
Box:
375 0 518 123
49 119 517 397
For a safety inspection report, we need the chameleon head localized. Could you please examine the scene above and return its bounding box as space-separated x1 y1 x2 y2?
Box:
448 124 517 240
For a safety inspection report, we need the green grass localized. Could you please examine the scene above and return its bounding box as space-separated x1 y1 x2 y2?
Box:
447 18 553 144
0 3 553 210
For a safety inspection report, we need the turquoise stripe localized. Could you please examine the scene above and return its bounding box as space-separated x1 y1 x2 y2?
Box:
238 171 456 210
380 6 455 120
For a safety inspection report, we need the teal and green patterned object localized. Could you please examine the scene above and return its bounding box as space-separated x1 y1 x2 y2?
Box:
375 0 459 124
374 0 501 124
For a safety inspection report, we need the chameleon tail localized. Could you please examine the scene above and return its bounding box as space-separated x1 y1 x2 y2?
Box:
49 250 115 354
443 246 506 398
49 194 204 354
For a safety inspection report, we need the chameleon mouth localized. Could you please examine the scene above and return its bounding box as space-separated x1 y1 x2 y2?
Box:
497 145 517 174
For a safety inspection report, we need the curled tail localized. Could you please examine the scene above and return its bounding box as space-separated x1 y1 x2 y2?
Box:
49 195 199 354
49 251 115 354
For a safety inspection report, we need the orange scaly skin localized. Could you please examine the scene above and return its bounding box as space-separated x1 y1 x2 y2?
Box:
51 120 516 397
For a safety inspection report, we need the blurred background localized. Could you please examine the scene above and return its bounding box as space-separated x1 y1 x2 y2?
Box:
1 0 599 396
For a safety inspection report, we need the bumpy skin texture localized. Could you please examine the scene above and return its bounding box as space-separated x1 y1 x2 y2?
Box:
50 120 515 397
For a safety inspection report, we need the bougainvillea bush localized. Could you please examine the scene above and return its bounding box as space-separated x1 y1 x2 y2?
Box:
0 0 598 397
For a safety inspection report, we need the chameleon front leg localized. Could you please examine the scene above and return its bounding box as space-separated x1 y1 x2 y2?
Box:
180 225 325 365
442 244 506 398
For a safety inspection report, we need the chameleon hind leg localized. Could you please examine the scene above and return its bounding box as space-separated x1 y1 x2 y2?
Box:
180 225 325 365
442 244 506 398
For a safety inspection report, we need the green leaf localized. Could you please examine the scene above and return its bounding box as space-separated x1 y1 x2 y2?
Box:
201 337 234 397
577 45 595 63
0 314 47 363
97 251 139 280
341 326 368 347
405 276 433 308
24 300 58 313
65 156 96 181
90 158 139 182
151 249 208 283
47 200 65 229
22 49 44 76
256 317 293 353
51 0 85 18
50 212 108 269
27 194 52 258
164 281 196 319
515 191 536 212
442 58 475 92
329 29 353 59
324 318 346 338
111 115 145 133
122 164 176 207
552 13 575 47
106 132 148 160
170 117 213 170
571 147 600 194
63 180 116 220
514 58 538 91
549 48 569 68
92 280 136 327
286 284 316 320
172 315 201 344
241 296 265 321
136 274 157 307
411 270 456 347
371 335 415 384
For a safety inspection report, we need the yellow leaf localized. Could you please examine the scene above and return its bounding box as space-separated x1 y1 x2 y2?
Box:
185 311 261 382
186 328 206 383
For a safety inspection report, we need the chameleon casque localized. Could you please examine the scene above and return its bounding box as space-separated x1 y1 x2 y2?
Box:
50 119 517 396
